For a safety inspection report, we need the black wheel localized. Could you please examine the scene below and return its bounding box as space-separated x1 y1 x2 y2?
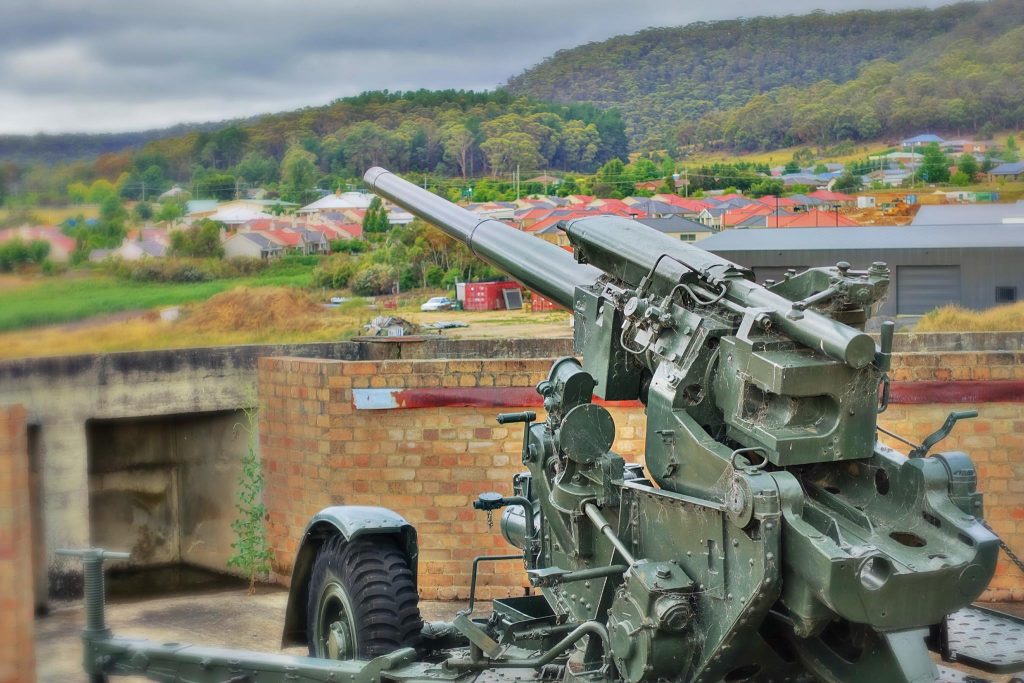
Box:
306 535 422 660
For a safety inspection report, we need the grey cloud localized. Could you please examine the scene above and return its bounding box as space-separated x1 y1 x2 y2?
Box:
0 0 969 133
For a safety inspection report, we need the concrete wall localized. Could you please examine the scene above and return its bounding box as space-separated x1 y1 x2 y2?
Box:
0 405 35 683
259 348 1024 602
0 338 570 599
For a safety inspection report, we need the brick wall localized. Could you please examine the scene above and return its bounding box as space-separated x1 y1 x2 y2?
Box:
259 351 1024 602
0 405 34 683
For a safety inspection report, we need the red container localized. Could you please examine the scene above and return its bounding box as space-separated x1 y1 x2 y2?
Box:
530 292 563 312
463 281 521 310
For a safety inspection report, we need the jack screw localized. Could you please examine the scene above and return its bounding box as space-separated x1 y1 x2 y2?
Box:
56 548 131 636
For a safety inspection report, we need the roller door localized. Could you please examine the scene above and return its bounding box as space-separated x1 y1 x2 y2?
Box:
896 266 961 315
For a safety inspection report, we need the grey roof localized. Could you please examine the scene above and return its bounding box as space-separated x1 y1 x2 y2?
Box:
139 240 167 257
785 193 825 206
911 201 1024 225
699 224 1024 252
240 232 283 250
990 162 1024 176
186 199 219 215
735 215 768 228
903 133 945 144
636 216 713 234
630 199 686 215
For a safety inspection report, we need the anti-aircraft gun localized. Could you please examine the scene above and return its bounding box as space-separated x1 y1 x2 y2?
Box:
64 167 1024 683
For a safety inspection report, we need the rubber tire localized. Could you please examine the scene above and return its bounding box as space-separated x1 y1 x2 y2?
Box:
306 534 422 659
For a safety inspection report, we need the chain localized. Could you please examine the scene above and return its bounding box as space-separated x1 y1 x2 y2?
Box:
486 510 494 530
982 520 1024 575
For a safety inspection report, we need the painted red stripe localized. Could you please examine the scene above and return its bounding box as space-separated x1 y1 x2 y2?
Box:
365 381 1024 410
889 380 1024 405
374 387 643 410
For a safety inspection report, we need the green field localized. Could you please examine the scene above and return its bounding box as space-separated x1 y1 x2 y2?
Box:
0 270 313 332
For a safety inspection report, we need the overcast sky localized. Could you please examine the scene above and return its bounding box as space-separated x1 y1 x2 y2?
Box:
0 0 970 135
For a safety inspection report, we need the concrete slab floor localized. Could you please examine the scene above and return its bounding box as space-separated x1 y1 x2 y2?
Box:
36 588 1024 682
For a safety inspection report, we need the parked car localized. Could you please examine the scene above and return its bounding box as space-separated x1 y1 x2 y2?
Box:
420 296 454 311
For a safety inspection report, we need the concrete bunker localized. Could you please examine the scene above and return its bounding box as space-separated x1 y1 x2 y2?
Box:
86 410 249 593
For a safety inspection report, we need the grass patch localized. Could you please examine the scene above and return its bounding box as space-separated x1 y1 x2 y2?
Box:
915 302 1024 332
0 268 314 332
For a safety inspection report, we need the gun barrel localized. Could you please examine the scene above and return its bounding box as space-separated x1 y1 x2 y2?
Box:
364 167 601 308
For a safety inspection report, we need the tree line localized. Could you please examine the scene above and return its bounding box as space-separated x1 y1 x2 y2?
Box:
1 90 629 209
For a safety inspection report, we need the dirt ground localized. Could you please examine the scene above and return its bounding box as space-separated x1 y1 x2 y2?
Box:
36 587 1023 682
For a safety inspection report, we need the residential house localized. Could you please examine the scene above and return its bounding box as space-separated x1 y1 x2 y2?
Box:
636 216 714 242
866 169 912 187
766 210 859 228
779 174 827 188
624 198 689 218
208 207 276 225
285 227 330 254
298 192 374 215
223 232 284 260
159 185 187 201
807 190 856 207
902 133 945 149
988 162 1024 182
698 207 728 229
185 199 219 217
0 226 77 262
720 205 774 228
115 239 167 260
943 139 989 155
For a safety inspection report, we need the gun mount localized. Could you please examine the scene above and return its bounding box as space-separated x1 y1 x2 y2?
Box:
65 168 1024 683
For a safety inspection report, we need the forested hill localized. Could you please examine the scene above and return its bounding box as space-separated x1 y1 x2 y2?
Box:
506 0 1024 150
0 121 240 165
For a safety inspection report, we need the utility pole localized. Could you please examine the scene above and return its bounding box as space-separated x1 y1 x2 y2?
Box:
515 164 521 200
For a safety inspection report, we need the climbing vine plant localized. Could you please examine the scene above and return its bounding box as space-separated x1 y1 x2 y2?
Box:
228 407 272 593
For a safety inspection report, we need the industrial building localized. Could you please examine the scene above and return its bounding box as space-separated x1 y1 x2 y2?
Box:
700 224 1024 316
911 200 1024 225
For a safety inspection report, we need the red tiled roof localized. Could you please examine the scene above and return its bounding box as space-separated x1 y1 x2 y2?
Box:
0 226 76 252
566 195 596 204
336 223 363 238
650 194 711 212
721 205 775 227
260 230 304 246
767 210 860 228
808 190 856 202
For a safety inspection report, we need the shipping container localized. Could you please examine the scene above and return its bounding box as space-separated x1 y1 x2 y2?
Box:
530 292 563 312
463 281 521 310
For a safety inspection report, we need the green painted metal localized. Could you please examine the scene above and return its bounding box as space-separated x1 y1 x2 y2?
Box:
67 168 1021 683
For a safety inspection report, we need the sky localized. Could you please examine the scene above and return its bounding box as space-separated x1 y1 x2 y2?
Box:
1 0 970 135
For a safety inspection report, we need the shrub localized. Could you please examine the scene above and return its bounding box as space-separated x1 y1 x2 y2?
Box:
312 255 357 289
350 263 395 296
330 239 367 253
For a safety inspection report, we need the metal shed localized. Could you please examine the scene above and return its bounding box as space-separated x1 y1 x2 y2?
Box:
698 224 1024 316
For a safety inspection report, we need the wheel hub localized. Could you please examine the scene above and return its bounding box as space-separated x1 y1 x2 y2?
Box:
327 620 354 660
316 582 358 660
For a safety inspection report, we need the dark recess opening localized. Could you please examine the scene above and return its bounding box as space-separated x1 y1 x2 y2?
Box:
86 410 249 594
